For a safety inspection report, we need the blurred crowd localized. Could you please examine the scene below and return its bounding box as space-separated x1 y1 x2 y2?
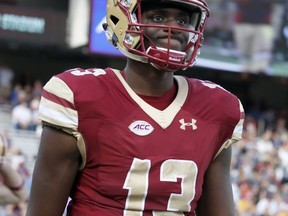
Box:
6 81 43 136
0 78 42 215
232 108 288 215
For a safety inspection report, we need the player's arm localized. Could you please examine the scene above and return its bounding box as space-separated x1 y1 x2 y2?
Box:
0 161 27 204
26 125 81 216
195 145 235 216
0 132 27 204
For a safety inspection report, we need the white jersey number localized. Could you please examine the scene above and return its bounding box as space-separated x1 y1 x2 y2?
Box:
123 158 198 216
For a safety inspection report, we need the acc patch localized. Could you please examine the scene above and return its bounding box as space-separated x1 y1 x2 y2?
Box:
129 120 154 136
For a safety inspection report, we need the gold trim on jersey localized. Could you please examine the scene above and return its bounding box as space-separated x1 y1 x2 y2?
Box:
44 76 74 103
42 121 86 170
40 76 86 169
213 99 244 159
39 97 78 128
112 69 188 129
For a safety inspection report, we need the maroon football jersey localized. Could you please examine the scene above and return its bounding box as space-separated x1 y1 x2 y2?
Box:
39 68 244 216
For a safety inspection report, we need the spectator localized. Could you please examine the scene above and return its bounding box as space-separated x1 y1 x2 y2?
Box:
255 129 275 155
278 141 288 165
0 63 14 104
11 91 33 130
29 96 41 131
256 191 280 216
234 0 274 76
0 131 27 206
31 80 43 98
237 192 256 216
5 146 31 216
9 84 23 108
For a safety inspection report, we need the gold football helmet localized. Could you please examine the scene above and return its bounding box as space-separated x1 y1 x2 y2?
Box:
104 0 209 72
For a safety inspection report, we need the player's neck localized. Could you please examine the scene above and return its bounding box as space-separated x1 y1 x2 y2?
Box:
137 81 178 110
123 60 174 97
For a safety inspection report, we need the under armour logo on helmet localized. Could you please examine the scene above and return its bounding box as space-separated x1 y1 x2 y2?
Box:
179 119 198 131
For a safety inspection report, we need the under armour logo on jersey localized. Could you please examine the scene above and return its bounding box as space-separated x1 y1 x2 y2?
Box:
129 121 154 136
179 119 198 131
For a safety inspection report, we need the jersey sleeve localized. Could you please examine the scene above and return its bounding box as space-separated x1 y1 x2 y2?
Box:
214 98 245 159
38 75 87 169
39 76 78 131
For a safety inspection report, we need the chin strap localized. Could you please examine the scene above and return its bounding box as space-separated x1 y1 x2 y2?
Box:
117 43 149 64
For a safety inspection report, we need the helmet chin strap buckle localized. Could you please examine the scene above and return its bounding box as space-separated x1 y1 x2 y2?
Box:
146 46 187 72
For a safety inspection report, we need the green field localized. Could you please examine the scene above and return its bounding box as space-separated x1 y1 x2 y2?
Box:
198 45 288 77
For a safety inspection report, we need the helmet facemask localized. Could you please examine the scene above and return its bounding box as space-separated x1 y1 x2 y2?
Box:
104 0 210 72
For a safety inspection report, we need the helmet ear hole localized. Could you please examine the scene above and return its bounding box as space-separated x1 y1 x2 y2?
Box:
110 15 119 25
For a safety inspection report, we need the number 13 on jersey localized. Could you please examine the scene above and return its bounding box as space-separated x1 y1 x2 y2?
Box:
123 158 198 215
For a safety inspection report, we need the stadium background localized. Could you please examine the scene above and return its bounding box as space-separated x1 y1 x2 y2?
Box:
0 0 287 215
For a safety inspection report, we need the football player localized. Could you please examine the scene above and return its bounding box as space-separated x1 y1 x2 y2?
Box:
26 0 244 215
0 132 27 204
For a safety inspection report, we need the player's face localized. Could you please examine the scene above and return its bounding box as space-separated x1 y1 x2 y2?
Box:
141 7 191 52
